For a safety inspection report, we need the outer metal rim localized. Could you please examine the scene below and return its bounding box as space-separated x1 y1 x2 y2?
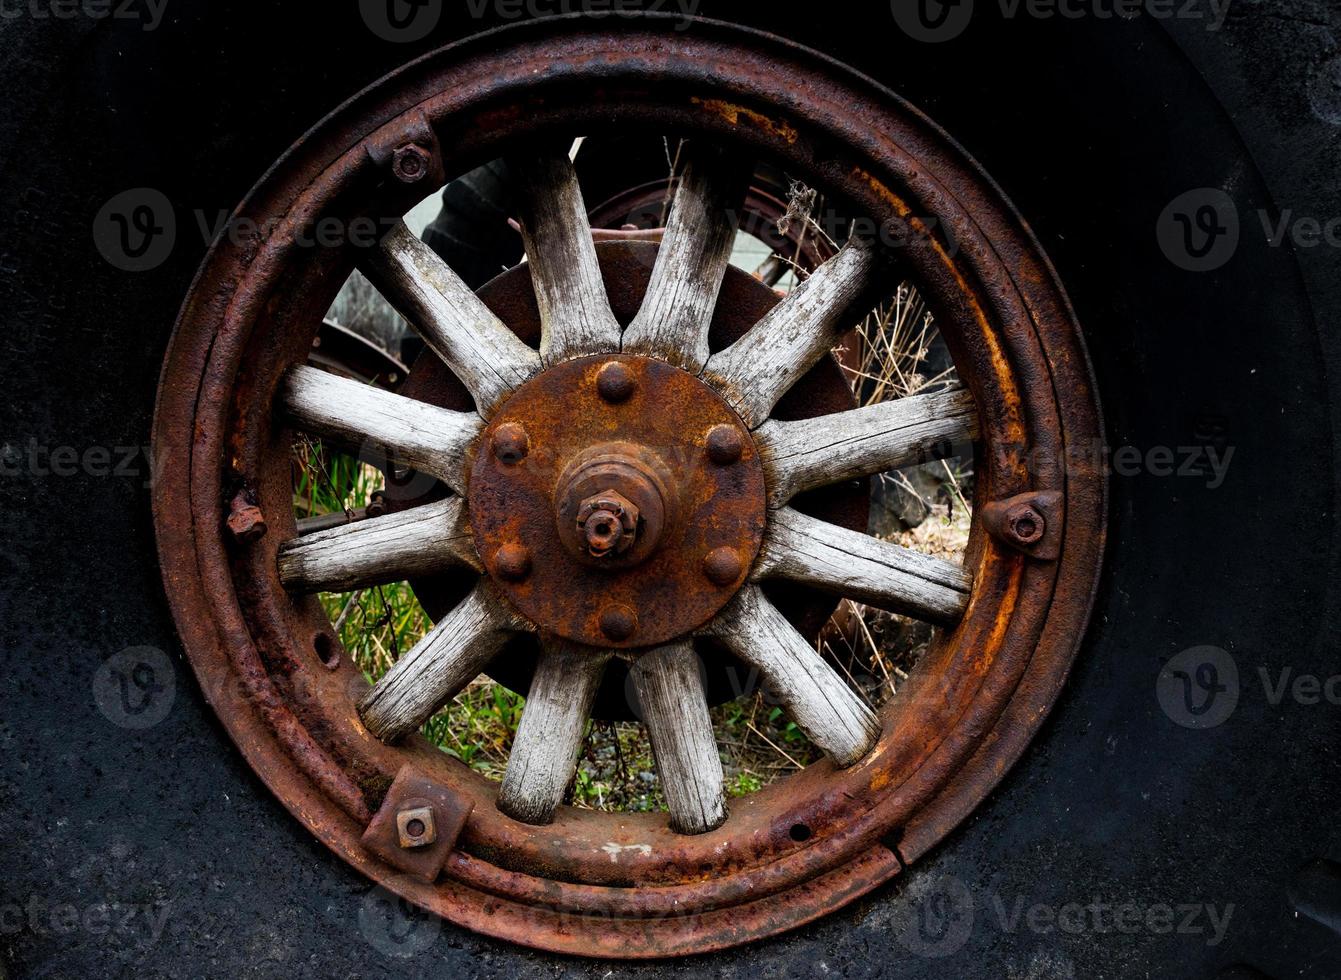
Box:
150 18 1106 958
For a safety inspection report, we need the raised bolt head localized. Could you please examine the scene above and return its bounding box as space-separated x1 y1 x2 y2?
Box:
494 543 532 582
492 422 530 465
396 805 437 849
705 424 745 465
599 604 638 642
596 361 637 404
391 144 431 184
577 490 639 559
1007 505 1045 546
226 491 267 543
702 547 745 587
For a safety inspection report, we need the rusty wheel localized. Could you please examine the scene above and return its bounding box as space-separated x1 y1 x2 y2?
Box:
151 20 1104 958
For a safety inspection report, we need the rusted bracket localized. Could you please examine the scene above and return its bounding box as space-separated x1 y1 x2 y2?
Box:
982 491 1063 561
360 766 473 883
362 110 446 192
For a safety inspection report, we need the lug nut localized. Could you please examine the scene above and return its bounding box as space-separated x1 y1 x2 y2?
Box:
702 547 745 587
705 424 745 465
596 361 636 404
492 422 530 465
494 543 532 582
599 604 638 642
1007 506 1045 546
396 805 437 849
391 143 432 184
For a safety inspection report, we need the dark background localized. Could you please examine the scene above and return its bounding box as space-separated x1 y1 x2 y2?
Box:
1 1 1339 976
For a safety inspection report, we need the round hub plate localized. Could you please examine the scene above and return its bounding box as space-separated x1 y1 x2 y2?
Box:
468 354 766 648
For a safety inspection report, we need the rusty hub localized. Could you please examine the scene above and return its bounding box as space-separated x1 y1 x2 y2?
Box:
470 355 765 648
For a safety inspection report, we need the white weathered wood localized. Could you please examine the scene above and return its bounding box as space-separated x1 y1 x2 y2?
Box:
757 388 979 507
702 238 883 428
630 642 728 835
358 582 530 742
622 146 749 371
277 496 480 595
755 508 971 625
510 151 622 364
705 586 880 767
360 221 541 415
496 639 611 826
280 365 482 494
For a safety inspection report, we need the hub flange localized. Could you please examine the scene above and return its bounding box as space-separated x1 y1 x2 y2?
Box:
468 354 766 649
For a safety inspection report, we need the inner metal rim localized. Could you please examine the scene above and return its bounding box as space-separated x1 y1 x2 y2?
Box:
149 19 1105 958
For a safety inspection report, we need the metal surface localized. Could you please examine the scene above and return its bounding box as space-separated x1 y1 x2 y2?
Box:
470 355 765 648
149 21 1105 958
360 767 474 883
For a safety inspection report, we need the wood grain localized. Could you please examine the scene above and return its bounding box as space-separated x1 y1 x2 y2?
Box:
360 220 541 415
757 387 979 507
277 496 480 595
630 642 728 835
280 365 482 494
358 582 530 742
705 586 880 767
510 151 623 364
754 507 971 625
496 639 611 826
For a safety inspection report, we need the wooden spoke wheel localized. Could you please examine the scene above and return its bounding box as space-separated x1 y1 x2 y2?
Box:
151 21 1105 958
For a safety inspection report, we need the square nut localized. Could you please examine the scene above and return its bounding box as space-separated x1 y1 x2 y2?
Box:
396 805 437 849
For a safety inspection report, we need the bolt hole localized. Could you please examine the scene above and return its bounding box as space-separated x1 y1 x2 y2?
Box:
789 823 812 843
313 633 338 669
406 818 426 838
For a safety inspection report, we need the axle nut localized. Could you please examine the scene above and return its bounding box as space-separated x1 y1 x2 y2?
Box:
706 424 745 465
493 423 530 465
596 361 636 404
702 547 745 587
599 604 638 642
494 544 532 582
392 144 432 184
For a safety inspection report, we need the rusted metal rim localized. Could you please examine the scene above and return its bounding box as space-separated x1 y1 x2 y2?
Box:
150 17 1105 958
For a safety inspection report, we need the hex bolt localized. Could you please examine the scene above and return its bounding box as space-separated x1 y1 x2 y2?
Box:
391 143 432 184
492 422 530 465
596 361 636 404
705 424 745 466
494 543 532 582
599 604 638 642
702 547 745 587
395 805 438 849
226 491 267 543
1006 505 1045 547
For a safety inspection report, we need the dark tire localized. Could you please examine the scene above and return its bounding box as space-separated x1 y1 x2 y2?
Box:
1 5 1338 977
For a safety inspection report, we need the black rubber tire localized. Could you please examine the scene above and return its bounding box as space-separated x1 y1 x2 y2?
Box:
2 5 1339 978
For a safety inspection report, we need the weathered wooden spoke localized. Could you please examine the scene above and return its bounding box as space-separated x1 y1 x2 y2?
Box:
702 238 886 428
509 150 623 364
358 582 530 742
630 642 728 835
360 220 541 415
755 508 971 625
280 365 482 494
496 639 611 826
705 586 881 768
622 145 751 372
757 387 979 507
277 496 480 595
